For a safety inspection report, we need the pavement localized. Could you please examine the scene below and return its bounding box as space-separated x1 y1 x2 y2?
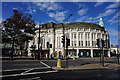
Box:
52 63 120 71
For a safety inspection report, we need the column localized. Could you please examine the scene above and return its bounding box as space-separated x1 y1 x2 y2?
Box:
62 30 64 57
108 49 111 57
70 31 72 46
83 32 85 47
90 32 92 47
91 49 93 58
77 48 79 58
76 32 78 47
95 33 97 47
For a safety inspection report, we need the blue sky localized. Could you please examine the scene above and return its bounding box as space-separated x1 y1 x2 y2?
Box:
2 2 119 46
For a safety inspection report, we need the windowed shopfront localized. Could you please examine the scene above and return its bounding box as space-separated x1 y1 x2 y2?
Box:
67 49 77 58
79 49 91 57
93 50 108 57
93 50 101 57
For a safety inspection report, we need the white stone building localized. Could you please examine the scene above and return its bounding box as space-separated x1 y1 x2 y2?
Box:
28 18 110 58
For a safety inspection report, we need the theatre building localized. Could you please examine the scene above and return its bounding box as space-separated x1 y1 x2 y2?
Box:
28 18 110 58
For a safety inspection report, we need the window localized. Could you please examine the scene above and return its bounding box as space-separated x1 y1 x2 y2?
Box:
72 34 74 39
59 37 61 47
57 37 59 47
92 41 94 46
78 33 80 38
78 28 83 31
79 41 80 46
81 41 83 46
88 41 90 46
81 33 83 39
74 34 76 39
66 33 69 39
72 41 73 46
85 34 87 38
92 34 93 39
84 28 88 31
88 34 89 40
94 33 96 40
42 38 45 48
86 41 87 46
74 41 76 46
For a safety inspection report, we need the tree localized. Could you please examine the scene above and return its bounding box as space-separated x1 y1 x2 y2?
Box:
2 9 36 59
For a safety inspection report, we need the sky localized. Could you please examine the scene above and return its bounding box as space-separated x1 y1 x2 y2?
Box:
1 1 119 46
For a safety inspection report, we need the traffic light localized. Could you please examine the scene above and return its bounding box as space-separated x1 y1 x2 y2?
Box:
50 44 52 48
47 42 49 48
61 35 65 44
96 38 100 47
102 40 105 47
66 38 70 46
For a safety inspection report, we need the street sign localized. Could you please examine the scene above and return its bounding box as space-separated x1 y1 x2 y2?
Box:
115 45 119 48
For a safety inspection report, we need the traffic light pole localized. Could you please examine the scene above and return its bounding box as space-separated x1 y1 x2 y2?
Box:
97 38 104 67
66 41 68 68
101 47 104 67
37 24 41 60
61 23 67 67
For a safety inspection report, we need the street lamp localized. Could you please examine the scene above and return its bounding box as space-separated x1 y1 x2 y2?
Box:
63 13 73 68
63 14 73 24
37 22 41 60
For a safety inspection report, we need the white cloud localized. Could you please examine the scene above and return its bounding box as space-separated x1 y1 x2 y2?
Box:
94 2 104 7
106 3 118 9
29 8 36 14
108 13 118 24
48 11 67 22
13 8 17 10
76 16 88 22
107 28 118 36
77 3 86 9
34 2 61 11
32 2 66 22
97 9 116 18
78 9 88 16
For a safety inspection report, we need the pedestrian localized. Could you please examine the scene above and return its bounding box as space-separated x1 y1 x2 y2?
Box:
46 54 48 59
51 54 54 59
31 53 33 59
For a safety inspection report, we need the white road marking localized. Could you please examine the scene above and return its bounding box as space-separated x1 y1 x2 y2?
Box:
0 71 58 78
21 68 34 74
1 67 48 72
18 77 41 80
40 61 51 68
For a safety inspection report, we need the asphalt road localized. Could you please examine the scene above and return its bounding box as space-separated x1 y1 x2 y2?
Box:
40 69 120 80
1 57 120 80
2 60 46 70
1 69 120 80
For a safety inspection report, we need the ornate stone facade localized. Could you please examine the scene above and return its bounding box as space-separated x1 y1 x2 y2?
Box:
28 19 110 58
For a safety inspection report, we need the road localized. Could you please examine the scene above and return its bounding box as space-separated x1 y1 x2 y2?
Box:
1 68 120 80
1 57 120 80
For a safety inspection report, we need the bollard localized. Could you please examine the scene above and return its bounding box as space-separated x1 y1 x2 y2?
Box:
57 59 61 68
73 55 75 60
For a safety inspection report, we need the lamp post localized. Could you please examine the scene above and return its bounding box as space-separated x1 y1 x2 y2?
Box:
64 14 73 24
63 13 73 68
37 22 41 60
